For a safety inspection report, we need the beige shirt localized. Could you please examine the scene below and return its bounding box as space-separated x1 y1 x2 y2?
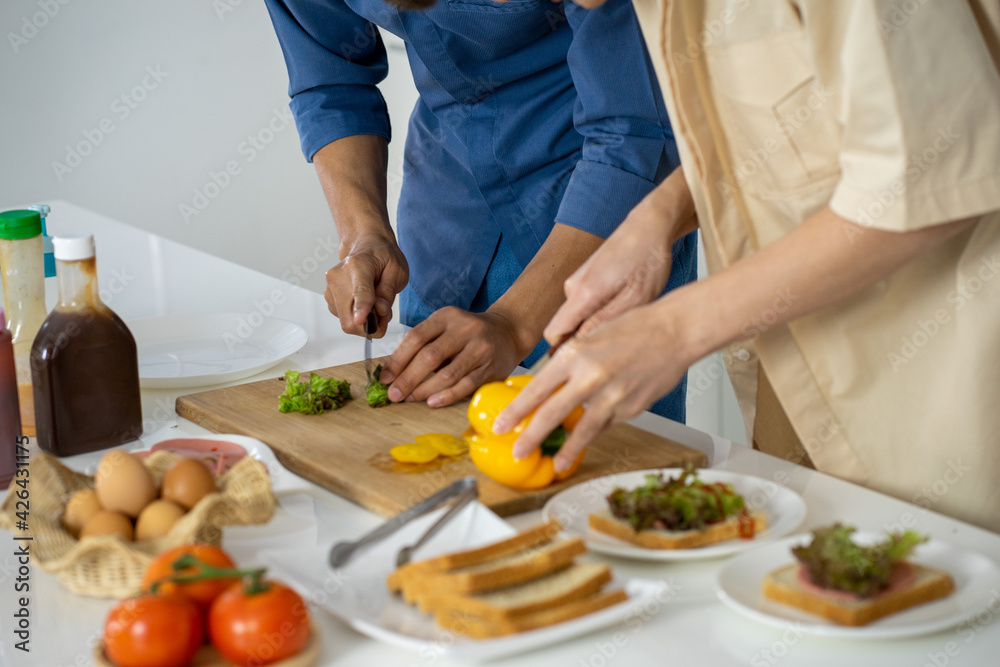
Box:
632 0 1000 532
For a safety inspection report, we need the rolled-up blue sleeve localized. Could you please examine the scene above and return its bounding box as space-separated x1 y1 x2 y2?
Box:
264 0 391 162
556 0 680 238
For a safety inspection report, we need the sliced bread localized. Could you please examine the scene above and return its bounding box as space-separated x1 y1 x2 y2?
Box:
387 519 562 593
435 588 628 639
403 538 587 608
762 562 955 626
589 509 767 549
420 562 612 620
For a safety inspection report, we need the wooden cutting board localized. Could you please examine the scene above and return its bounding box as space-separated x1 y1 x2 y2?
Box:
176 361 707 517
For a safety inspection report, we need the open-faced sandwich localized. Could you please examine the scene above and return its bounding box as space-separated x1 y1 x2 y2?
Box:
387 519 627 638
762 523 955 626
588 466 766 549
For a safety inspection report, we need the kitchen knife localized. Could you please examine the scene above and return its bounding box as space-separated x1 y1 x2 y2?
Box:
524 331 574 376
364 310 378 383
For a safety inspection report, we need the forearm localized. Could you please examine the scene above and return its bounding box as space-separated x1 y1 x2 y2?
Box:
489 223 604 359
657 166 698 244
313 135 395 258
666 207 975 365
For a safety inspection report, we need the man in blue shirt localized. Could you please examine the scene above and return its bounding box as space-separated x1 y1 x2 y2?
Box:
264 0 696 419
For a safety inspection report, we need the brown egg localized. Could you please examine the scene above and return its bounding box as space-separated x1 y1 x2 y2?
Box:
135 500 186 540
95 450 157 518
161 458 217 510
80 510 134 541
63 488 102 538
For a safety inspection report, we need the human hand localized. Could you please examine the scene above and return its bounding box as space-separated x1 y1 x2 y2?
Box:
324 235 408 337
544 188 678 347
493 301 691 472
379 307 527 407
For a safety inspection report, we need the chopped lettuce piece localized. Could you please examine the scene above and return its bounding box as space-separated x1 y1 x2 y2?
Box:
278 370 352 414
791 523 927 598
365 364 390 407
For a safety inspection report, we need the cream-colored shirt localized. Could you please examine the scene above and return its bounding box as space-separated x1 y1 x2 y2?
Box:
633 0 1000 532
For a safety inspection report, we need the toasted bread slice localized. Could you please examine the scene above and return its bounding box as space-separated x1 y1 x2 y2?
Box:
420 562 612 620
436 588 628 638
588 509 766 549
387 519 562 593
762 562 955 626
403 538 587 608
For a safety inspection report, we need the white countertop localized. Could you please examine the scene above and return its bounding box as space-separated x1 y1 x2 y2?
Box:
1 201 998 667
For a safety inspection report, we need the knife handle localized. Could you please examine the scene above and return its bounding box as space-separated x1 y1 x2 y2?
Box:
364 310 378 336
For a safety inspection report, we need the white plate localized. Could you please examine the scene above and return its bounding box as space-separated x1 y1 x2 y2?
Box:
716 532 1000 638
542 468 806 561
129 312 307 388
259 502 670 662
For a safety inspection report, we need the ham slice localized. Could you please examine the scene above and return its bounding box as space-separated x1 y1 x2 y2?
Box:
135 438 248 476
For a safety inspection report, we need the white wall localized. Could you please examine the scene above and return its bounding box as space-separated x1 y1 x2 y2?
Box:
0 1 744 443
0 0 418 294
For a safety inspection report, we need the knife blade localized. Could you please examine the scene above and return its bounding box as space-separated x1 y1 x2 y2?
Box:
364 310 378 383
525 331 574 375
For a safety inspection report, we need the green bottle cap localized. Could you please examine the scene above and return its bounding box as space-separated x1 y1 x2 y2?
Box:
0 210 42 240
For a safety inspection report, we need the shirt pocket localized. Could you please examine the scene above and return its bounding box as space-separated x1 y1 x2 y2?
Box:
704 31 842 200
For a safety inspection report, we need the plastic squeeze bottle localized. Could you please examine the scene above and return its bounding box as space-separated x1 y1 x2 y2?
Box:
31 234 143 456
1 307 20 488
0 210 47 436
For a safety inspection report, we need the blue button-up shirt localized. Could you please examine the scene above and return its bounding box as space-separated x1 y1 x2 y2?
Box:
265 0 686 312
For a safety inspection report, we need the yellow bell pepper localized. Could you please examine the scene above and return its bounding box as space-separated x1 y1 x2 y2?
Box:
466 376 585 490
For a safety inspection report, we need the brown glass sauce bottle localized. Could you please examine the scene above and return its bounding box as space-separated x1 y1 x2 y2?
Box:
30 234 142 456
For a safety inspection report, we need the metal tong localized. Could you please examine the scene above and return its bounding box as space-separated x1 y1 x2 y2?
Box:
328 476 479 569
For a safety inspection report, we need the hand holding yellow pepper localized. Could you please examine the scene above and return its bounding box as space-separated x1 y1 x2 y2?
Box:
466 376 585 490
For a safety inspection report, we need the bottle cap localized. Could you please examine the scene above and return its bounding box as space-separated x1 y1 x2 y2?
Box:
0 210 42 240
53 233 96 261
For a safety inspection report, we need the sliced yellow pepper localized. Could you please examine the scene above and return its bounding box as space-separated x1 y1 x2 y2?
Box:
415 433 467 457
390 443 439 464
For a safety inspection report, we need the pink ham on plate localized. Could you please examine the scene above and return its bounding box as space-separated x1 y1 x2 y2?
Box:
135 438 249 476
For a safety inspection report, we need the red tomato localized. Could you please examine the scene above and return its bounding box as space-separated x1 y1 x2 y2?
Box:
141 544 237 610
104 594 203 667
209 580 311 667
